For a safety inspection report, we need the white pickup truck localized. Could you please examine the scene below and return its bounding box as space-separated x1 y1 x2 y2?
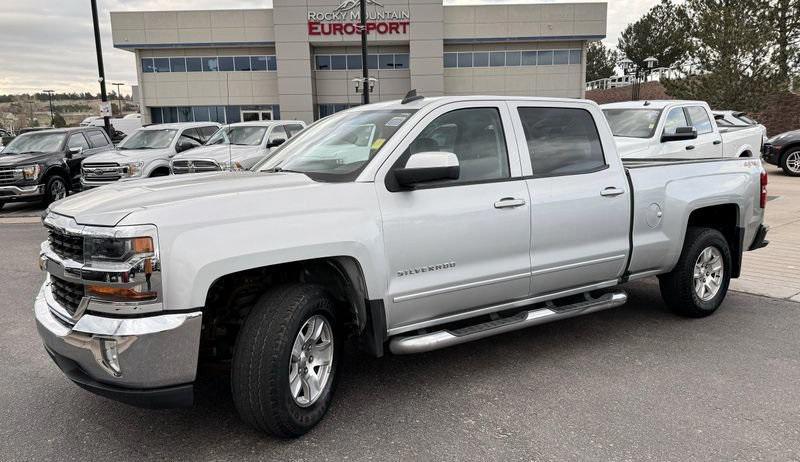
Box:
35 95 769 438
602 100 764 159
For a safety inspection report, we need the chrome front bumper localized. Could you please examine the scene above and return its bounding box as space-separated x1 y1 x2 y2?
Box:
0 184 44 199
35 281 203 393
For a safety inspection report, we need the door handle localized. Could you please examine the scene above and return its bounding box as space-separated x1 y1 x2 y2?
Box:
686 145 695 150
600 187 625 197
713 139 722 145
494 197 526 209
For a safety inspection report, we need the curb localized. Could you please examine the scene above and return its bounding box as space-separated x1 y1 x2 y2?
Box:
0 217 42 224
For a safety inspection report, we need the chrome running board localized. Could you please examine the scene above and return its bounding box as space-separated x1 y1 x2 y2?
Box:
389 291 628 355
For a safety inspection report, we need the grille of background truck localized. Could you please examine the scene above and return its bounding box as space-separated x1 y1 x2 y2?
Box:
171 159 220 174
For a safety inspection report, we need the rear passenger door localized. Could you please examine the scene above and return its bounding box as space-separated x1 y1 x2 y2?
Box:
509 102 631 296
285 123 305 138
685 106 723 158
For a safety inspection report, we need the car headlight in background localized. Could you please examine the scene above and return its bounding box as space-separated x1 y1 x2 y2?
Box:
123 161 144 177
20 164 41 180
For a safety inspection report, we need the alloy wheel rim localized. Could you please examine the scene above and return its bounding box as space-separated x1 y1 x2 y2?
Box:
693 246 723 301
51 180 66 201
288 314 334 407
787 152 800 173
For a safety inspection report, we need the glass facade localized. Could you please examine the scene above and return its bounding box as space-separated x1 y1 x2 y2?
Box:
443 49 583 68
150 105 280 124
317 103 359 118
314 53 410 71
141 55 277 73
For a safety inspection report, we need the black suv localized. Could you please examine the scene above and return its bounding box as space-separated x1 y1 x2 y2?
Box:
0 127 114 209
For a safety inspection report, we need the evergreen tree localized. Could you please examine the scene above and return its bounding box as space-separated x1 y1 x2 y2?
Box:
52 113 67 128
770 0 800 82
586 41 619 81
618 0 692 69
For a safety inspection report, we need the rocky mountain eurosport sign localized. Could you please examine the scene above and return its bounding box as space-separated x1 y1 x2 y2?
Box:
308 0 411 36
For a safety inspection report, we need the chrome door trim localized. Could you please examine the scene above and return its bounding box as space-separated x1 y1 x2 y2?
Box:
530 254 626 276
387 278 620 336
392 272 530 303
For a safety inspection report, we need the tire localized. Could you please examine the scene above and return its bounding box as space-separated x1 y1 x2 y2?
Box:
43 175 67 205
231 284 340 438
780 148 800 177
659 227 732 318
150 168 170 177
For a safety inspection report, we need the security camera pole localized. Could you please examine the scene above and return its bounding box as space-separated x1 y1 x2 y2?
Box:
91 0 111 134
360 0 369 105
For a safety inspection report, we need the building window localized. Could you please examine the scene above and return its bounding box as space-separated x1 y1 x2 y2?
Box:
139 54 278 74
218 56 234 72
202 57 219 72
318 103 358 118
186 57 202 72
141 58 155 73
251 56 267 71
154 58 171 72
314 53 410 71
170 57 186 72
442 49 583 69
151 105 280 124
234 56 251 71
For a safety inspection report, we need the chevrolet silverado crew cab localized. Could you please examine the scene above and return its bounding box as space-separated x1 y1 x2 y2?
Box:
80 122 220 188
0 127 113 209
170 120 306 174
602 100 763 159
36 95 769 438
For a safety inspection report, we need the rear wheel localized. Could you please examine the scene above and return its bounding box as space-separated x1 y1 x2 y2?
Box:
781 148 800 176
659 227 732 317
231 284 339 438
43 175 67 205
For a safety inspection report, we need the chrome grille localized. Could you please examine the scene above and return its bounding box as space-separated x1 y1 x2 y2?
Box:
0 167 20 185
48 228 84 262
172 159 220 174
50 275 85 317
82 162 123 182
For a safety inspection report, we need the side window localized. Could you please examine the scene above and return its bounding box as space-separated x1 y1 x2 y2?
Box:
182 128 204 143
402 107 509 183
67 133 90 150
286 124 305 138
518 107 605 176
87 131 110 148
200 126 218 141
268 125 287 144
663 107 689 135
686 106 713 134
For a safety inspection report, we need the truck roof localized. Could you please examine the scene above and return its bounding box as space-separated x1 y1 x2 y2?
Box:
226 120 305 128
141 122 220 130
348 95 601 112
601 100 708 110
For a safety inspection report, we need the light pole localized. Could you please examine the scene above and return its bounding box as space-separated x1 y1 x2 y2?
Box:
359 0 369 105
90 0 111 134
43 90 55 126
619 56 658 101
112 82 125 116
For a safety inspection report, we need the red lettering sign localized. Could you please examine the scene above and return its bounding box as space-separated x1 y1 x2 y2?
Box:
307 21 410 36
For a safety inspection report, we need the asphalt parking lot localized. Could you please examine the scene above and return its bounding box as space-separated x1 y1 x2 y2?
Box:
1 222 799 461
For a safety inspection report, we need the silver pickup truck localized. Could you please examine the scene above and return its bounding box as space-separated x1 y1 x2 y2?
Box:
35 95 769 438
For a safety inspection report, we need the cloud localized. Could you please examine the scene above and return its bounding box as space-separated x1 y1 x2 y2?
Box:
0 0 658 94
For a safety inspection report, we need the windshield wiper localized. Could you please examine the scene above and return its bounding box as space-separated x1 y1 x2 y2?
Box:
270 167 305 174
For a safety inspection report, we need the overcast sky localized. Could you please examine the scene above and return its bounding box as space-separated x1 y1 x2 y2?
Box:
0 0 658 95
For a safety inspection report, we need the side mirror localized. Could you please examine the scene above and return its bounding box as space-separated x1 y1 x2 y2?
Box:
66 146 82 158
176 141 195 153
267 138 286 148
661 126 697 142
393 152 460 189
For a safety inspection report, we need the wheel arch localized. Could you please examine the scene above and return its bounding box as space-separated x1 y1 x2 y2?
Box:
684 203 743 278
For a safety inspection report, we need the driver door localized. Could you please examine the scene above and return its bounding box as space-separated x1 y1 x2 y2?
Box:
376 101 532 332
65 133 91 187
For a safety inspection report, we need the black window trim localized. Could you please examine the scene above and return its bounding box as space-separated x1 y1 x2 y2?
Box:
660 106 691 138
517 106 609 178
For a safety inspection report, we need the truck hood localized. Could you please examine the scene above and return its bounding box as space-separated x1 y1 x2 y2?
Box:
50 171 315 226
172 144 265 163
0 151 60 166
613 137 653 158
84 147 173 164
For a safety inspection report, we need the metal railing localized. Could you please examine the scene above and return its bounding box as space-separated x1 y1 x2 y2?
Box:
586 66 690 91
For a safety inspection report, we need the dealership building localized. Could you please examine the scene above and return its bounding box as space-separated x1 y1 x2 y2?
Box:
111 0 607 124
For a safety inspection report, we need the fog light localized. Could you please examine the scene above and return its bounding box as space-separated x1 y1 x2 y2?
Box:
98 338 122 377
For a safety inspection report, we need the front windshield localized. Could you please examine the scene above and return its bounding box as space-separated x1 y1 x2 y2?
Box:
2 132 64 154
603 109 662 138
207 126 268 146
118 129 177 150
255 109 417 181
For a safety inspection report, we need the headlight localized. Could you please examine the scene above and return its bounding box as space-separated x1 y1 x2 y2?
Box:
220 160 243 171
21 164 41 180
123 161 144 177
84 235 154 262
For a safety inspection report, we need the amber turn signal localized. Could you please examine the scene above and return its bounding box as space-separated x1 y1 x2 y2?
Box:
87 284 157 301
131 237 154 254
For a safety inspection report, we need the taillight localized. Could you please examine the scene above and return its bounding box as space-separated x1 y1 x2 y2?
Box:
760 170 768 208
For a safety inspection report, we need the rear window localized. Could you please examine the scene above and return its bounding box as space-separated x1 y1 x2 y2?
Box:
87 131 110 148
519 107 606 176
602 109 661 138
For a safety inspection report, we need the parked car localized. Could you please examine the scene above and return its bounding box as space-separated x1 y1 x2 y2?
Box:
83 115 143 136
602 100 763 159
763 129 800 176
171 120 306 174
80 122 220 188
36 95 768 438
0 127 113 209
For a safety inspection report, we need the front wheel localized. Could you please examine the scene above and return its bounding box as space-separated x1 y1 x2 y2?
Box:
781 148 800 176
43 175 67 205
231 284 339 438
659 227 732 317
